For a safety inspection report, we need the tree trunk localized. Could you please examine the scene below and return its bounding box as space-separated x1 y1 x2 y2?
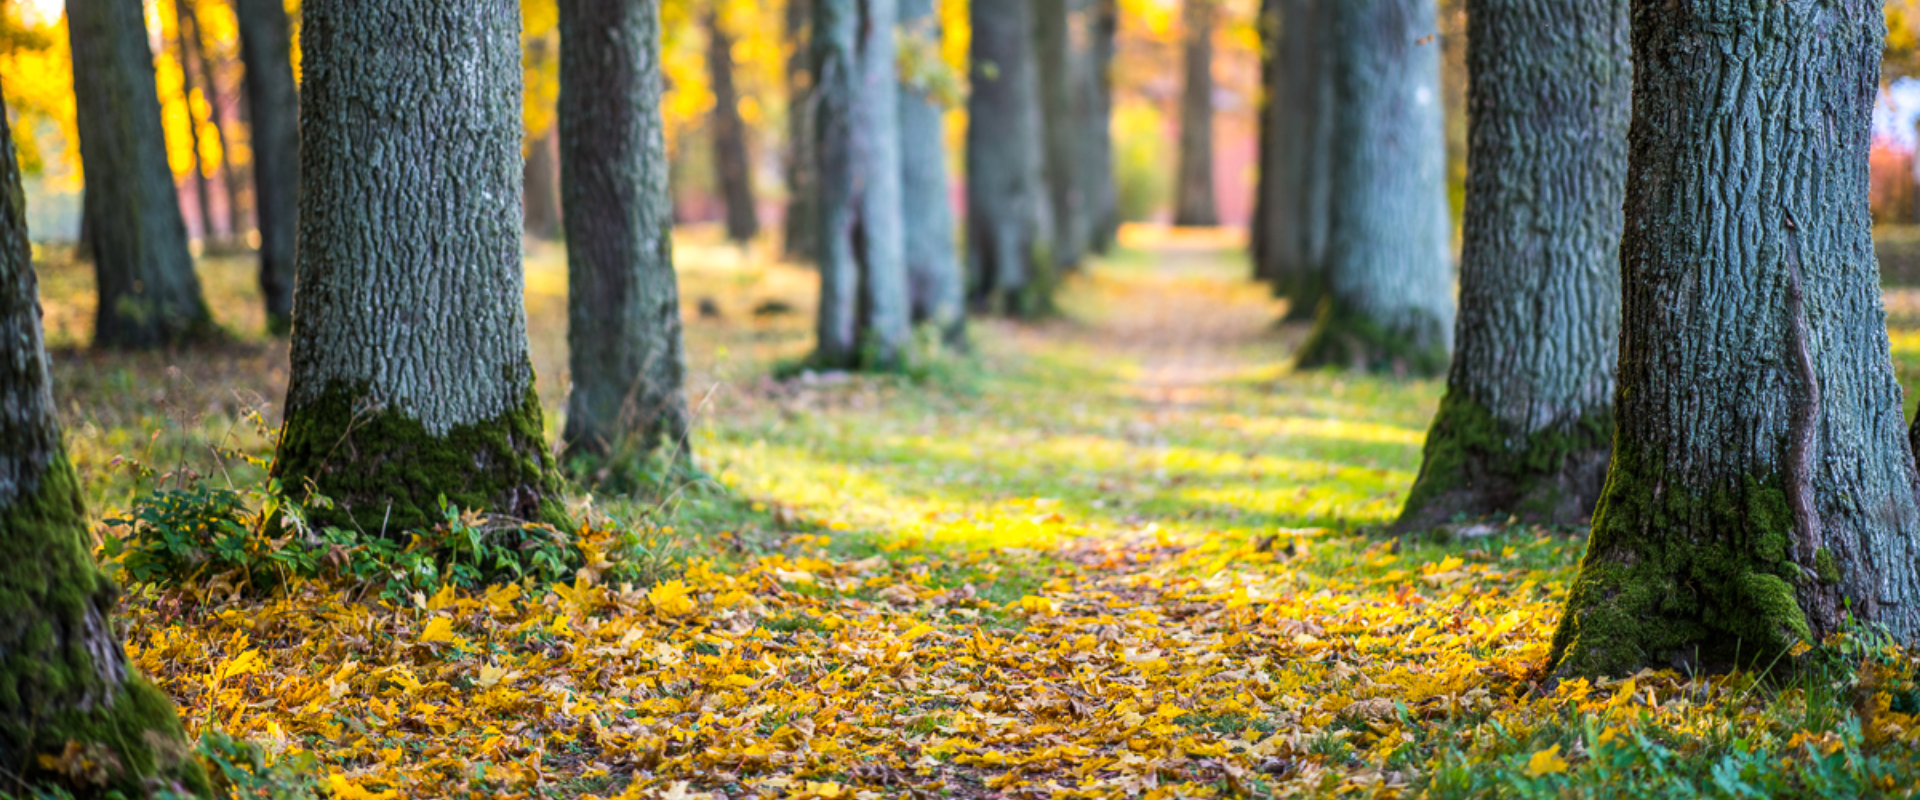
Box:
233 0 300 335
1394 0 1628 532
1172 0 1217 227
1293 0 1452 375
171 3 217 243
1033 0 1083 270
1079 0 1118 255
1551 0 1920 678
181 0 247 243
965 0 1054 317
558 0 692 464
0 106 210 800
899 0 964 345
783 0 819 262
67 0 211 349
1250 0 1276 280
524 127 564 241
707 7 760 245
811 0 911 370
1264 0 1333 321
273 0 564 535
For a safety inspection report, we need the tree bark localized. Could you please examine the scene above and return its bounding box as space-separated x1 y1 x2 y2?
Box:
965 0 1054 317
558 0 692 465
273 0 565 535
233 0 300 335
0 105 210 800
1551 0 1920 678
707 7 761 244
1251 0 1333 323
1079 0 1118 255
1293 0 1452 376
811 0 911 370
524 127 564 241
1394 0 1628 532
181 0 247 243
171 3 217 243
1172 0 1217 227
899 0 964 345
67 0 212 349
1033 0 1083 269
783 0 819 262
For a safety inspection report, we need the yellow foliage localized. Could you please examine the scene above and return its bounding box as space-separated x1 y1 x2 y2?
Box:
1525 745 1570 777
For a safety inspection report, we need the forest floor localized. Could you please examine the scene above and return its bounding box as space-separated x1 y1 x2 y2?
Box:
31 227 1920 799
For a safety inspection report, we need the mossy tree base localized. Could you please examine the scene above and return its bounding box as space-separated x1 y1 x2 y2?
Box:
272 383 567 536
1294 304 1449 377
1394 392 1612 533
1 457 211 798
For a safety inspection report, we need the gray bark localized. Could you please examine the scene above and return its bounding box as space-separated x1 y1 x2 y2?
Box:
525 127 564 241
899 0 964 345
558 0 692 462
1395 0 1628 532
1033 0 1083 269
812 0 911 369
1252 0 1332 320
67 0 211 349
1172 0 1217 227
707 7 760 244
0 105 208 798
1294 0 1453 375
1079 0 1118 254
783 0 819 262
1552 0 1920 677
965 0 1054 317
234 0 300 334
274 0 561 533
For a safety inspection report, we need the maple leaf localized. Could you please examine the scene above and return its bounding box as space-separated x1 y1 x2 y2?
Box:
1525 745 1570 777
418 617 457 645
648 580 697 617
328 774 398 800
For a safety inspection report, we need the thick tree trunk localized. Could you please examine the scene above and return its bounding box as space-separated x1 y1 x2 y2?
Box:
181 0 247 243
524 128 564 241
1260 0 1333 321
1551 0 1920 678
171 5 216 243
965 0 1054 317
707 7 760 245
0 108 210 800
899 0 964 345
234 0 299 335
558 0 692 464
1293 0 1452 375
273 0 564 535
1172 0 1217 227
1033 0 1083 270
811 0 911 370
1394 0 1629 532
68 0 211 348
783 0 819 262
1079 0 1118 255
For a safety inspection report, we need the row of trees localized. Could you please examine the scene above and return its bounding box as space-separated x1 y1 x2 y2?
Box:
1253 0 1920 675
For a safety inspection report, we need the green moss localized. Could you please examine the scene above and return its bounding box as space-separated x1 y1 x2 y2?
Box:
1548 439 1814 678
1395 391 1612 530
0 454 211 797
271 380 568 536
1814 547 1841 586
1294 302 1449 376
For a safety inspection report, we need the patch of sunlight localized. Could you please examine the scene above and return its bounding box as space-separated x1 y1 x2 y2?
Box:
1205 413 1427 447
1180 482 1407 527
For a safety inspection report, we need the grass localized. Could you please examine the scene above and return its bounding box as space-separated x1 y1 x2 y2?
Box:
25 223 1920 798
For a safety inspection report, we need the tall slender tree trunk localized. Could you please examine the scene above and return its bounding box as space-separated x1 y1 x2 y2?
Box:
559 0 692 464
966 0 1054 317
1033 0 1083 269
181 0 246 243
707 7 760 244
273 0 564 535
812 0 911 370
171 3 216 243
1552 0 1920 678
0 106 210 800
1294 0 1452 375
1172 0 1217 227
524 128 564 241
1249 0 1277 280
1260 0 1333 321
67 0 212 349
899 0 963 346
234 0 299 335
1079 0 1118 255
1395 0 1628 533
783 0 820 262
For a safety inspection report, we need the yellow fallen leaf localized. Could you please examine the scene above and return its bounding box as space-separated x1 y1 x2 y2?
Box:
1526 744 1569 777
901 623 935 641
418 617 457 645
723 673 757 688
328 773 398 800
649 580 697 617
